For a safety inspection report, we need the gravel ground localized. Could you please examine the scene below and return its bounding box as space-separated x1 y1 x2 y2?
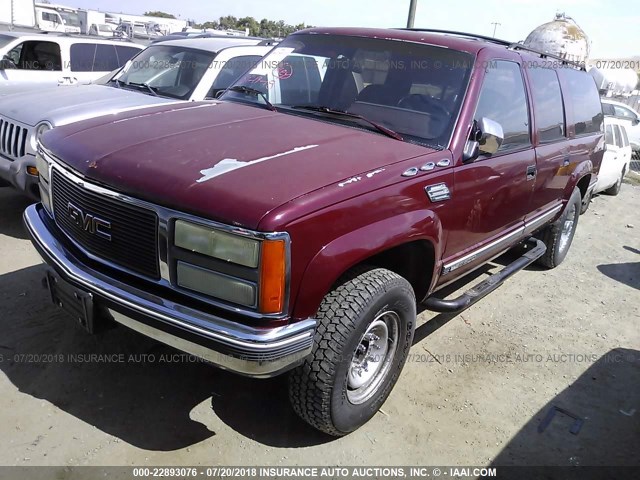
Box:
0 183 638 470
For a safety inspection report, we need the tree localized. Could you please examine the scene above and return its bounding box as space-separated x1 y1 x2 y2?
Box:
144 11 176 19
193 15 311 38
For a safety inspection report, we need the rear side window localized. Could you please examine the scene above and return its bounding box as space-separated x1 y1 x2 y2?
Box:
620 126 630 147
560 69 603 136
527 67 565 143
474 60 531 153
613 125 622 147
115 46 141 66
94 44 119 72
602 103 615 116
70 43 97 72
605 125 614 146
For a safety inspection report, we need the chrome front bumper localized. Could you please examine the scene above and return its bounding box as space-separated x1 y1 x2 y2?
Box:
24 204 316 378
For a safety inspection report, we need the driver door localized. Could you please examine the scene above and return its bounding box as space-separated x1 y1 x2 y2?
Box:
0 40 63 88
439 60 535 281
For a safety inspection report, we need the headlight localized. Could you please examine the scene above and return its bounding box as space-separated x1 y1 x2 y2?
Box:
32 122 52 150
35 151 50 184
177 262 256 307
175 220 260 268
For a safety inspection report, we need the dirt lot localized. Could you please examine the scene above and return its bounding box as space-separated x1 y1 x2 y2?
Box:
0 183 638 470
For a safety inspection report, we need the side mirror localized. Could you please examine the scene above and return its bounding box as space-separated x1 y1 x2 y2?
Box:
463 117 504 162
0 56 17 70
632 117 640 126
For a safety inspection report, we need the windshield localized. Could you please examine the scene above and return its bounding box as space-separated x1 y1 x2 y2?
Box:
221 33 474 148
0 35 14 49
115 45 216 100
59 11 81 27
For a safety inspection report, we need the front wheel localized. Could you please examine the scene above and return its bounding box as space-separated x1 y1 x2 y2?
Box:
536 187 581 269
289 268 416 436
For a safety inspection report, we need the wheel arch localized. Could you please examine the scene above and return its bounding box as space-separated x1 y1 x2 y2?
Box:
291 211 442 320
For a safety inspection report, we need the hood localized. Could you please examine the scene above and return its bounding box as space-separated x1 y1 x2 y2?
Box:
43 101 433 229
0 85 179 127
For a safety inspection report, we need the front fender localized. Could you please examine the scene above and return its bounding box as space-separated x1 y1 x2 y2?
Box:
292 210 444 319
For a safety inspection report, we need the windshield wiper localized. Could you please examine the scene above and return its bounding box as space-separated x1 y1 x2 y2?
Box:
290 105 404 142
127 82 159 97
227 85 276 111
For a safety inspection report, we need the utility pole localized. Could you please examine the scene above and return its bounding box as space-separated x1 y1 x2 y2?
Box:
407 0 418 28
491 21 501 37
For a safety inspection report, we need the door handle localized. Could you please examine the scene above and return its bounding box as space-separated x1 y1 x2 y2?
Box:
526 165 537 180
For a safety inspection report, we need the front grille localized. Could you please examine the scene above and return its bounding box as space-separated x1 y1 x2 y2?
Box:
0 117 28 159
51 169 160 279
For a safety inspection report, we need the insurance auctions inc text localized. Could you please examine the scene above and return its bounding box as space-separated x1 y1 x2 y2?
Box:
247 467 496 478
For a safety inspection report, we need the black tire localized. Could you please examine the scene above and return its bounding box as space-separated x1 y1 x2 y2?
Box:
536 187 581 269
604 169 624 196
580 189 592 215
289 267 416 436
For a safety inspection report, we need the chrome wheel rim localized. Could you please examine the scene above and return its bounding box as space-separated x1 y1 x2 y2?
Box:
559 203 576 252
347 311 399 405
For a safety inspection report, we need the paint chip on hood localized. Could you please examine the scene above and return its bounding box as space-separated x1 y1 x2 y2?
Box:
196 145 319 183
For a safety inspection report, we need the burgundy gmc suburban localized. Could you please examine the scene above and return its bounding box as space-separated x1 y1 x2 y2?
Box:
24 28 604 436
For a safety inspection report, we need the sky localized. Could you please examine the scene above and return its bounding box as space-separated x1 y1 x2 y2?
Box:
68 0 638 58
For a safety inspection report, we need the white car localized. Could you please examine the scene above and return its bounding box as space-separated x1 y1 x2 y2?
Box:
0 38 274 197
594 117 632 196
0 32 143 93
601 99 640 151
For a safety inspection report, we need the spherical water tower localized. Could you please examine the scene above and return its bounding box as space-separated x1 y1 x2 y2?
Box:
524 13 590 64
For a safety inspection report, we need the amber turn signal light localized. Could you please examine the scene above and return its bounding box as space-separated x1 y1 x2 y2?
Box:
26 166 39 176
259 240 286 314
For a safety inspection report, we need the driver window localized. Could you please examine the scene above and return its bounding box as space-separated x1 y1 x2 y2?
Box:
10 41 61 71
474 60 531 154
5 43 22 66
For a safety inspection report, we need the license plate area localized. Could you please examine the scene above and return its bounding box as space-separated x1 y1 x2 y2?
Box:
45 271 96 333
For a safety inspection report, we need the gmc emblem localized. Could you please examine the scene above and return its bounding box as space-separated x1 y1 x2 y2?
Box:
67 202 112 241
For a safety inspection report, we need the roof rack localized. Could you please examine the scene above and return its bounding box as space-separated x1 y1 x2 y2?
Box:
398 28 512 46
509 43 586 70
397 28 586 71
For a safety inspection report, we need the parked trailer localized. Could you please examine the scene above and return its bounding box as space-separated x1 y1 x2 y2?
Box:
0 0 36 29
35 3 81 34
0 0 78 33
78 9 106 35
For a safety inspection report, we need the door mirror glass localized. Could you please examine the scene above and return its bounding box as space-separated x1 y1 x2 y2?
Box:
478 117 504 155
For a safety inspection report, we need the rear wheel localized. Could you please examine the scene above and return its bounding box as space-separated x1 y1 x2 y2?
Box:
604 169 624 196
289 268 415 436
537 188 581 269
